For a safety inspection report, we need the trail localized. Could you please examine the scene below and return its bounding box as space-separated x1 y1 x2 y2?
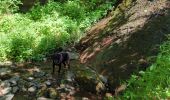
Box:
0 60 104 100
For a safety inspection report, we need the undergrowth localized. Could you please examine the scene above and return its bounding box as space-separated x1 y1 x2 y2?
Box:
0 0 116 61
119 37 170 99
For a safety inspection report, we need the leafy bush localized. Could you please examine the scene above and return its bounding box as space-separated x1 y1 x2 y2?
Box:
120 40 170 99
62 1 85 21
0 0 116 62
0 0 21 14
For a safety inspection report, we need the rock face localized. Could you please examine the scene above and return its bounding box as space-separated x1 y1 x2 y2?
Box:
76 0 170 91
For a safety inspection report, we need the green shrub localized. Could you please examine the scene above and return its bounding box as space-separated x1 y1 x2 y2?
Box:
121 40 170 99
0 0 116 62
0 0 21 14
8 32 34 61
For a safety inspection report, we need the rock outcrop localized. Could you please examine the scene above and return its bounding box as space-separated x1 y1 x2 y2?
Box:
76 0 170 92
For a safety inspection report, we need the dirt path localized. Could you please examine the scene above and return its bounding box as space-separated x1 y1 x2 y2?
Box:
0 60 105 100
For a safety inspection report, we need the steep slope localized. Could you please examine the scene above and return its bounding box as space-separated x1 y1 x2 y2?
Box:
76 0 170 91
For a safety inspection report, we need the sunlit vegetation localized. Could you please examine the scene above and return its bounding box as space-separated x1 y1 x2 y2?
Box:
1 0 170 99
0 0 116 61
120 39 170 99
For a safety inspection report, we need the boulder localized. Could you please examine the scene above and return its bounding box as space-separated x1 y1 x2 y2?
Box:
73 66 106 93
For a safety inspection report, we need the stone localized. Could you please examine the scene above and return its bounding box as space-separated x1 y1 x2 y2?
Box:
21 86 27 92
28 80 41 89
33 71 45 78
66 71 75 82
0 68 11 76
48 88 58 99
12 86 19 93
74 66 106 93
1 80 11 88
66 94 72 99
82 97 89 100
68 52 79 60
0 94 14 100
29 82 36 87
144 9 148 13
9 80 17 86
69 86 75 90
105 93 113 98
64 88 71 93
28 77 34 81
69 90 76 95
43 58 47 63
96 82 105 93
10 76 20 82
0 61 12 66
37 97 53 100
60 84 65 88
18 79 28 89
35 83 41 89
1 87 12 95
45 81 51 87
36 85 47 97
99 75 108 84
60 93 67 99
10 64 17 68
115 84 126 95
45 74 51 78
28 86 37 93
